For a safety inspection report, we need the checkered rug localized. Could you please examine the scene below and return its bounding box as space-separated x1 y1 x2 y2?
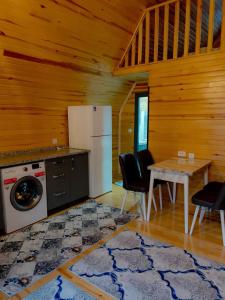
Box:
0 199 137 296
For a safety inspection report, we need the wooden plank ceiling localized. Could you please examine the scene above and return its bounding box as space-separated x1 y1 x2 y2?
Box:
0 0 157 180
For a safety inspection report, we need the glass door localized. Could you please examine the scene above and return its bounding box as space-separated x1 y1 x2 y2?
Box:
134 92 149 153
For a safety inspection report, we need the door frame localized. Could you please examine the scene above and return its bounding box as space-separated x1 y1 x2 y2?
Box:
134 90 150 154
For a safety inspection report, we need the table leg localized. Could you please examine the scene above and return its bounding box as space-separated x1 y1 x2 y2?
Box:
173 182 177 204
184 175 189 234
159 184 163 210
147 173 155 222
204 167 209 186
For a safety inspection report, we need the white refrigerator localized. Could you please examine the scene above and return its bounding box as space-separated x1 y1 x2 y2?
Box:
68 105 112 198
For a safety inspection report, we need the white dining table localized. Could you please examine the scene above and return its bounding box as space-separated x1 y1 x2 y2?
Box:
146 157 211 234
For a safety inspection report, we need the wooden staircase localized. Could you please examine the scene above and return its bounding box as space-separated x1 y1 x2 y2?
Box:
115 0 225 74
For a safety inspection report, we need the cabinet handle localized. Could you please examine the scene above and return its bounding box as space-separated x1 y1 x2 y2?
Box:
71 158 75 169
52 173 65 179
52 160 64 165
53 191 66 197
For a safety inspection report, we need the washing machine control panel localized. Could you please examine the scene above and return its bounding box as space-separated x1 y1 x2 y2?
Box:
32 163 40 169
1 161 45 186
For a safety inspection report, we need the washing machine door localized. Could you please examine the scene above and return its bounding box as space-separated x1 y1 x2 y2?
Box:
10 176 43 211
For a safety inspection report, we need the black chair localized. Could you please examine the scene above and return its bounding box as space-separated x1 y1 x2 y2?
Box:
137 149 173 210
190 181 225 246
119 153 157 219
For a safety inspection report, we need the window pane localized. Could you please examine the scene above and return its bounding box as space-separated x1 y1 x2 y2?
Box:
138 96 148 151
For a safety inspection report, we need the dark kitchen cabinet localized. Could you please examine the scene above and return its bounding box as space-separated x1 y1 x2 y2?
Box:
46 153 89 211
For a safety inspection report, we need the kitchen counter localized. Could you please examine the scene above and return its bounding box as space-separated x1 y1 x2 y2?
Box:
0 148 89 168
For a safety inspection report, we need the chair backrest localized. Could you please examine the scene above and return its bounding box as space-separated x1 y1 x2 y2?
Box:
214 182 225 210
119 153 141 190
137 149 154 181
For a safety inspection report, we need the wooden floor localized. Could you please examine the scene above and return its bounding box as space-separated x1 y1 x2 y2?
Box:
2 184 225 300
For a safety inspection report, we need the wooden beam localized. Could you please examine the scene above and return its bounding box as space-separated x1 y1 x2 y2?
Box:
184 0 191 56
207 0 215 51
154 7 159 62
138 21 143 64
145 11 150 64
195 0 202 54
173 1 180 59
114 50 225 77
163 4 169 60
221 0 225 50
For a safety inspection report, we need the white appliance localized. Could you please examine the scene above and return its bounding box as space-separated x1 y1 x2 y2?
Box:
1 161 47 233
68 105 112 198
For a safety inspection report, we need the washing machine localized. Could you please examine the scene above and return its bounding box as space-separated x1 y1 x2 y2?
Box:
0 161 47 233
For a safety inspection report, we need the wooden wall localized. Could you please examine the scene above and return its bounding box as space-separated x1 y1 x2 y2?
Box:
0 0 156 180
148 51 225 195
120 83 148 155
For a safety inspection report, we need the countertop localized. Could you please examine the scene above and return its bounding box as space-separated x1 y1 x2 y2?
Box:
148 157 211 176
0 148 89 168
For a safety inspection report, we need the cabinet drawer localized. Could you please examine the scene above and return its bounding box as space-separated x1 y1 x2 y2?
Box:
46 158 66 173
47 190 69 211
48 170 66 181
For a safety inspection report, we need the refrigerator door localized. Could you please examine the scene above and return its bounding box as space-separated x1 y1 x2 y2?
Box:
68 106 92 148
89 135 112 198
92 106 112 136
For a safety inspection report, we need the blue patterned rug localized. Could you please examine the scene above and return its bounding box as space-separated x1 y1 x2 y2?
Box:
24 275 96 300
69 230 225 300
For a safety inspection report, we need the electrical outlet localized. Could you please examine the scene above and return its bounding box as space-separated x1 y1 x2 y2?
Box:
188 152 195 160
52 138 58 145
128 128 133 133
178 151 186 158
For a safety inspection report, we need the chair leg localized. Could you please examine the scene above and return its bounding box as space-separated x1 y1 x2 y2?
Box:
190 206 200 235
133 192 137 203
167 182 173 203
152 193 157 212
173 182 177 204
158 185 163 210
141 193 146 220
138 195 144 219
220 210 225 247
120 190 128 214
199 207 206 224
